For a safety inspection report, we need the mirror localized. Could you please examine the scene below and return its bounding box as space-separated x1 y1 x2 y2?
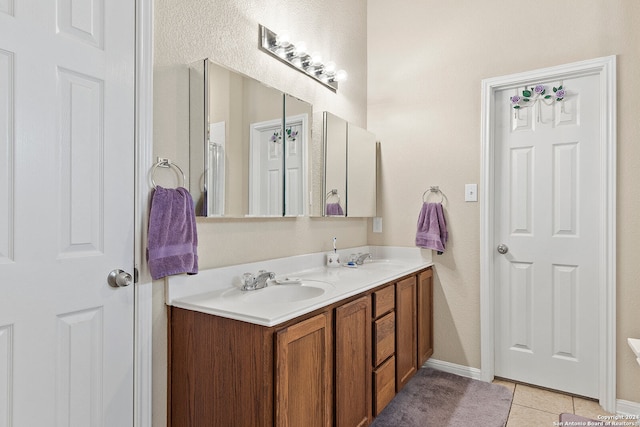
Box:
189 59 311 217
322 112 347 216
346 123 377 217
283 94 311 216
316 112 377 217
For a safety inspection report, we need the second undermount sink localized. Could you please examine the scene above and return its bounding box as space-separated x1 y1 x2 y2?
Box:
223 280 333 304
359 259 407 269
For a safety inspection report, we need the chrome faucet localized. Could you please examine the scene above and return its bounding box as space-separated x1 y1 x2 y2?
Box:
354 253 372 265
241 270 275 291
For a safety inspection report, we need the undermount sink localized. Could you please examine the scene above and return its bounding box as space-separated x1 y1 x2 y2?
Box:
222 280 333 304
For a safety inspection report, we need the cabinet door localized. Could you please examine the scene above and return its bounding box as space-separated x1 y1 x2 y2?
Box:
335 296 372 427
418 268 434 365
396 276 417 391
276 313 332 427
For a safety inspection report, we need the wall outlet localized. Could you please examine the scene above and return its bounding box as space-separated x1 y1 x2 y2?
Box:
373 217 383 233
465 184 478 202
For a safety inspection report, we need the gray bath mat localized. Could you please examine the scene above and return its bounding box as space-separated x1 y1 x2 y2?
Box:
372 368 513 427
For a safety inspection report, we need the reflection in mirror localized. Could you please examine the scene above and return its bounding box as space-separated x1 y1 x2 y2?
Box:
322 112 347 217
190 59 290 217
247 79 285 216
315 112 378 217
284 95 311 216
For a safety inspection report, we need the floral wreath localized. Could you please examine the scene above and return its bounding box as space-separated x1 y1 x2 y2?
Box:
270 127 299 143
510 84 566 109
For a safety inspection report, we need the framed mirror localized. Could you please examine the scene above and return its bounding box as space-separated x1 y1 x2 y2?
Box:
316 112 377 217
189 59 311 218
322 112 347 217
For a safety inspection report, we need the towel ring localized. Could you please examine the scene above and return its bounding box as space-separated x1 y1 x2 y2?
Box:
326 189 340 204
422 186 448 204
151 157 186 189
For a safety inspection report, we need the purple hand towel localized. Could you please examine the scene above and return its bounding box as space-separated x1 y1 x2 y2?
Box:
326 202 344 216
147 186 198 280
415 202 448 254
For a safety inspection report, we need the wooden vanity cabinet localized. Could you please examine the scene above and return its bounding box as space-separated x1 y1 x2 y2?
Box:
395 276 417 391
169 266 433 427
335 295 372 427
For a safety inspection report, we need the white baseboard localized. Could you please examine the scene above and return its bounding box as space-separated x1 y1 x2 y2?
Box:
617 399 640 416
423 358 483 381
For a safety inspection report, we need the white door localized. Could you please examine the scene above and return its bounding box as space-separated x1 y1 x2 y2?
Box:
284 114 307 217
249 119 283 216
494 74 601 397
0 1 135 426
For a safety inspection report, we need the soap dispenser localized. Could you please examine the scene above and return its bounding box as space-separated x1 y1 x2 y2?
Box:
326 237 340 267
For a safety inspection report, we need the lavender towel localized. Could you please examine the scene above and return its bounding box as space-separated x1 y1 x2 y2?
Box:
415 202 448 254
147 186 198 280
326 202 344 216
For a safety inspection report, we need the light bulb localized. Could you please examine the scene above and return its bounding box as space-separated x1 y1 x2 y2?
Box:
291 57 302 68
293 41 307 57
275 47 286 59
324 61 336 75
310 52 322 65
335 69 348 82
276 32 290 47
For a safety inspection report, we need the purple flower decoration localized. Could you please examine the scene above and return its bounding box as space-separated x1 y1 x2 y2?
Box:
510 95 522 105
555 88 566 100
534 85 546 95
270 132 280 143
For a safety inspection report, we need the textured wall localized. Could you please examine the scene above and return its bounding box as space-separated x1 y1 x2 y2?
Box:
368 0 640 403
153 1 369 425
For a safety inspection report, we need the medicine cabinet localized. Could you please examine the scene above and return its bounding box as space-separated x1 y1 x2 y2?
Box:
189 59 311 217
318 112 377 217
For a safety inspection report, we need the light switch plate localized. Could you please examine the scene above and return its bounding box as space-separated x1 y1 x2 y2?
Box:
465 184 478 202
373 217 382 233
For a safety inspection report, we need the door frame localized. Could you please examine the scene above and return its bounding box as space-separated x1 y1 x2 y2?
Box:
134 0 154 425
479 56 617 411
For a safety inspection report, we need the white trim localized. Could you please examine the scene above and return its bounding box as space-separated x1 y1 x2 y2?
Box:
134 0 154 426
423 359 483 381
479 56 617 412
616 400 640 416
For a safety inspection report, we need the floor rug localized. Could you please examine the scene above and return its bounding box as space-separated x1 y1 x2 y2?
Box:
371 368 513 427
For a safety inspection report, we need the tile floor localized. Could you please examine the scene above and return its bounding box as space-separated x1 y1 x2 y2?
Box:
492 379 618 427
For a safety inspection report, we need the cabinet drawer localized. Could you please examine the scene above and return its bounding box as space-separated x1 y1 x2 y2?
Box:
373 312 395 366
373 355 396 416
373 285 395 318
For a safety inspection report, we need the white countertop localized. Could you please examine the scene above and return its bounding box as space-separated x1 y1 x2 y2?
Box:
167 246 433 327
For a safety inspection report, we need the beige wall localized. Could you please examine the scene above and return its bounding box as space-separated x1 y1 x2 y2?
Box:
367 0 640 403
153 0 369 425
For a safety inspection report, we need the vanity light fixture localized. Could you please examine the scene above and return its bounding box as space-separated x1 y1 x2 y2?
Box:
259 24 347 92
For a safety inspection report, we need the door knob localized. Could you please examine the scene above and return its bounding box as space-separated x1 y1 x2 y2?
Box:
497 244 509 255
108 269 133 288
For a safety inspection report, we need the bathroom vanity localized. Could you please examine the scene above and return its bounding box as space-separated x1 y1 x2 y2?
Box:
166 247 433 426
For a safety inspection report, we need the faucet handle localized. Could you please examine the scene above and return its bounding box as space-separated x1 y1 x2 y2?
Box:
241 272 256 289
